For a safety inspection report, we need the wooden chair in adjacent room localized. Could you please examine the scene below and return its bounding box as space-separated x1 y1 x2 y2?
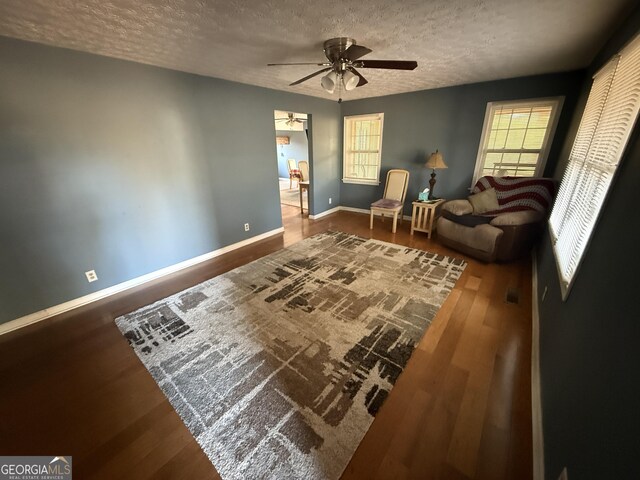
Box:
297 160 309 182
287 159 302 189
296 160 311 214
370 169 410 233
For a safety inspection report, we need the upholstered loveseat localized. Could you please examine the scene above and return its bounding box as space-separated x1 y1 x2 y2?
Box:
436 176 555 262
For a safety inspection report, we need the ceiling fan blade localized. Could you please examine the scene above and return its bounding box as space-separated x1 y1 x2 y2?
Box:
358 60 418 70
343 44 372 61
289 67 333 86
350 67 369 87
268 62 331 66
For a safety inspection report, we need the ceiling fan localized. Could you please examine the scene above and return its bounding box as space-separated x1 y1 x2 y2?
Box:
275 112 305 127
268 37 417 102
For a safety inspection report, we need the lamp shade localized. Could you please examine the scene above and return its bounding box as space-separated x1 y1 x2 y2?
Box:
342 70 359 91
321 72 338 94
426 150 448 169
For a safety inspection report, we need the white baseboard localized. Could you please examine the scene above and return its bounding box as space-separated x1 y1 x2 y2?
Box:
338 206 369 215
531 250 545 480
0 227 285 337
309 206 341 220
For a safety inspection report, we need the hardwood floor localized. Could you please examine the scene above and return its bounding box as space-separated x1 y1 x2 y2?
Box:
0 204 533 479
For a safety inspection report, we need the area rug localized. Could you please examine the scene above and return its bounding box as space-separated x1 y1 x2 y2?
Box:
280 186 307 209
115 231 465 479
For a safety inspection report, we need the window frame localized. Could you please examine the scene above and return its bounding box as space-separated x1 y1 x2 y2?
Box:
342 113 385 185
471 97 564 187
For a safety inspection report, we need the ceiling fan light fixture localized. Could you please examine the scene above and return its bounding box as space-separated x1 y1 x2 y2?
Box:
342 70 359 91
321 71 337 93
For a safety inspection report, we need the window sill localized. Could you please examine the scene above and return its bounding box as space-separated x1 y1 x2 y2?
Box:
342 178 380 186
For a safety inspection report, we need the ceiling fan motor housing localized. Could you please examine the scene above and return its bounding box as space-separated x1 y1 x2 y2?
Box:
323 37 357 67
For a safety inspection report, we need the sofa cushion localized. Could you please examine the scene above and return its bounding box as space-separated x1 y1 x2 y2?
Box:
437 217 504 255
468 188 499 214
442 199 473 216
490 210 544 226
443 210 494 227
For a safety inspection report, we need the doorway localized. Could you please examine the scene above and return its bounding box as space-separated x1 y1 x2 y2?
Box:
273 110 311 224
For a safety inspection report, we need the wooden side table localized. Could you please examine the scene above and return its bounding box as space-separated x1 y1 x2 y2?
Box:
411 199 445 238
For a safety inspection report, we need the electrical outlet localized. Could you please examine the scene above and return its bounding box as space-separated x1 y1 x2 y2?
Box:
542 285 548 303
329 197 332 205
244 223 250 232
85 270 98 283
558 467 568 480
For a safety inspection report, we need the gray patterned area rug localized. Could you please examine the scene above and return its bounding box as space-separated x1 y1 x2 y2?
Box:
115 231 466 479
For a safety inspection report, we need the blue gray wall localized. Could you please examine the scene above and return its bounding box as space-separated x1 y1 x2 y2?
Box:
0 36 340 325
275 129 308 178
536 7 640 480
340 72 584 214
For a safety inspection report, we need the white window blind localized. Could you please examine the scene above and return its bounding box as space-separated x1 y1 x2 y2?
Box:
343 113 384 185
549 34 640 299
472 98 562 185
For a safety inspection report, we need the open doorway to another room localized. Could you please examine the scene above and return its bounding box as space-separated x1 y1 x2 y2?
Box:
274 110 310 223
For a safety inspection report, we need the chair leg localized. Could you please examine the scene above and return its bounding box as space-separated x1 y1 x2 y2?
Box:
289 177 292 189
370 210 374 229
392 212 398 233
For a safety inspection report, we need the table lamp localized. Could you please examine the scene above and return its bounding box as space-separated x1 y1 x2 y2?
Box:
425 150 448 199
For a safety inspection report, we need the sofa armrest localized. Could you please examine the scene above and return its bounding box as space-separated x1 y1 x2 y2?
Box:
490 210 544 227
442 199 473 216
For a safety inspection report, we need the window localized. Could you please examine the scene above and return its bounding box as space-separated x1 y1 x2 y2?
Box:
549 35 640 299
472 98 563 185
343 113 384 184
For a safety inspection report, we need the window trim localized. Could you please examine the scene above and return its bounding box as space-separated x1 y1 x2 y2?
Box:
471 97 564 188
342 112 385 186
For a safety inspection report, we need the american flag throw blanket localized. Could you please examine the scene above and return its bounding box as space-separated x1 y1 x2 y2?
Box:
473 176 556 215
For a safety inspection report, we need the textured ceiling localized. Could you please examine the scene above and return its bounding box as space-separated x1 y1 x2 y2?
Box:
0 0 634 101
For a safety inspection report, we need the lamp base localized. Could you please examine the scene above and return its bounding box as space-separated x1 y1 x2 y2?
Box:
428 171 437 200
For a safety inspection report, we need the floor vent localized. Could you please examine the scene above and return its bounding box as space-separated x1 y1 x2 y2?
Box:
505 287 520 305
